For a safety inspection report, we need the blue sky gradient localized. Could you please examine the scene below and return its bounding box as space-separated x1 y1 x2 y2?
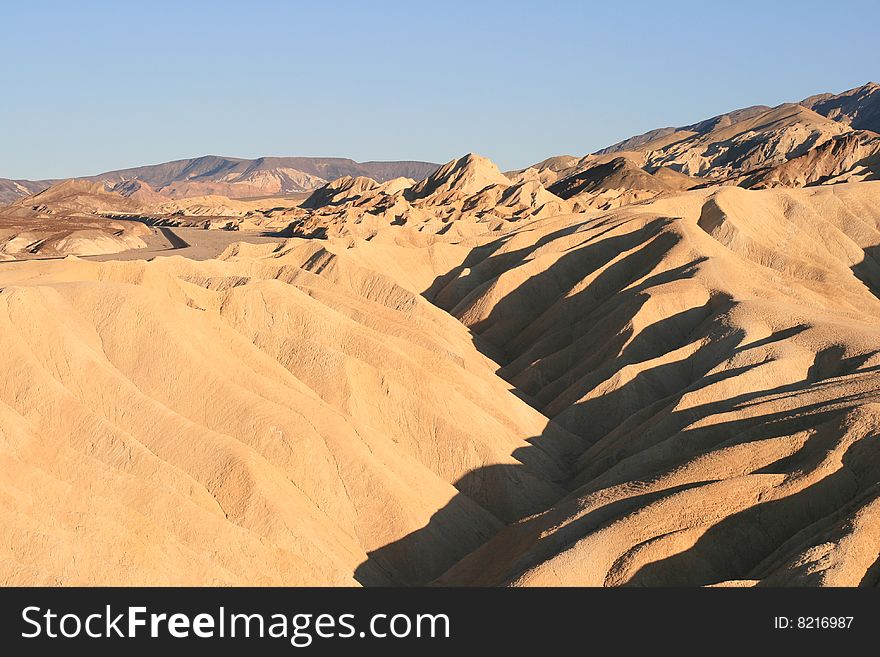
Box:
2 0 878 178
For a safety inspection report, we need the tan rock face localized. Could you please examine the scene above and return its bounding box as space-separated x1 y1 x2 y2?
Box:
745 131 880 188
275 154 575 240
433 182 880 586
801 81 880 134
0 238 576 585
3 83 880 588
584 83 880 189
2 180 880 587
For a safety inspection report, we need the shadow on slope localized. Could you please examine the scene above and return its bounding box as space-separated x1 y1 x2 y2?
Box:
366 213 880 587
624 414 880 586
353 423 578 586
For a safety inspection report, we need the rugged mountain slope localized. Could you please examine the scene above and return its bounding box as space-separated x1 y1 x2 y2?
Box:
801 82 880 133
628 104 848 179
300 175 381 209
406 153 511 202
281 154 571 239
0 178 56 205
744 131 880 188
597 104 772 156
547 157 698 210
571 83 880 195
430 182 880 586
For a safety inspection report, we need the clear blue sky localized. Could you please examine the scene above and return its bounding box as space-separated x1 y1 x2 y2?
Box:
2 0 878 179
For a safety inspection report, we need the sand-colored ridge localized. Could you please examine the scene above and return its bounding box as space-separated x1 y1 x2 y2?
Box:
3 84 880 588
406 153 511 202
430 182 880 586
0 236 578 585
275 153 576 240
3 181 880 586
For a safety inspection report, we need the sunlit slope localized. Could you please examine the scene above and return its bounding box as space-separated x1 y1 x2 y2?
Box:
433 182 880 586
3 180 880 587
0 241 577 585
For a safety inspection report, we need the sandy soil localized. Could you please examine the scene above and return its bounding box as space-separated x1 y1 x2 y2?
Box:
2 87 880 586
0 180 878 587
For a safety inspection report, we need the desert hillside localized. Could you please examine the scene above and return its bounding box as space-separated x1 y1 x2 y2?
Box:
433 182 880 585
1 83 879 587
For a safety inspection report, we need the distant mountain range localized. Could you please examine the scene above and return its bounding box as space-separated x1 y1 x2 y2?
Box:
0 156 440 205
2 82 878 207
0 178 52 205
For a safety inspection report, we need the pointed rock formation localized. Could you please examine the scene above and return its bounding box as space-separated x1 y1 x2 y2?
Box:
406 153 511 203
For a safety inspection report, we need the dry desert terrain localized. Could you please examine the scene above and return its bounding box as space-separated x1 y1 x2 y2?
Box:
1 83 879 586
